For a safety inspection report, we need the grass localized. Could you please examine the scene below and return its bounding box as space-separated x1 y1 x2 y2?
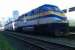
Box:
0 31 16 50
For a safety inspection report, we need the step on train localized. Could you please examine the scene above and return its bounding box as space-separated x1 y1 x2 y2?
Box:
4 4 69 36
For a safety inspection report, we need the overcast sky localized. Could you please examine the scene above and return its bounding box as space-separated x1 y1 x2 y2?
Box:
0 0 75 24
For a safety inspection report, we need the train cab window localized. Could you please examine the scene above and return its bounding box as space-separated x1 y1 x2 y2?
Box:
62 9 67 13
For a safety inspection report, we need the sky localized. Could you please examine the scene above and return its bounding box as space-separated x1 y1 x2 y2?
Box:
0 0 75 25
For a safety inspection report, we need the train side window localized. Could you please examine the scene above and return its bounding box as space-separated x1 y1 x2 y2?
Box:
23 17 27 23
37 9 40 17
31 11 34 18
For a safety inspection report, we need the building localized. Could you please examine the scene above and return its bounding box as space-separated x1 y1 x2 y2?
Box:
13 10 19 20
63 7 75 27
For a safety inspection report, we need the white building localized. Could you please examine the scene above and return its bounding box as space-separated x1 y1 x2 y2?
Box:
13 10 19 20
63 7 75 27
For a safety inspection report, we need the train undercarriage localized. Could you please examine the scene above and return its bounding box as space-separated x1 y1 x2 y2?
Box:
14 23 69 36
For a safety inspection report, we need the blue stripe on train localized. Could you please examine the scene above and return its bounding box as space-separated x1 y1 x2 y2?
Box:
27 14 66 21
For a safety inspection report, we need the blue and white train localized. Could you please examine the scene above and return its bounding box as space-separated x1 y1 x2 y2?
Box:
4 4 69 36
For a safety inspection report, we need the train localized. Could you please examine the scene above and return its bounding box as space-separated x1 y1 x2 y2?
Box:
4 4 69 36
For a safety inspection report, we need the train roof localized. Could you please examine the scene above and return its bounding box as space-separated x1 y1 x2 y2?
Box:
17 4 57 18
27 4 58 15
19 4 58 17
38 4 57 9
17 4 60 19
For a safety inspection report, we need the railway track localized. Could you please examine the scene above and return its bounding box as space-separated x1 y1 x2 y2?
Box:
4 34 44 50
3 31 75 50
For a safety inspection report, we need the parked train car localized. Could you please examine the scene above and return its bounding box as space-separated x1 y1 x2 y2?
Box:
4 21 13 31
4 21 15 31
5 4 69 36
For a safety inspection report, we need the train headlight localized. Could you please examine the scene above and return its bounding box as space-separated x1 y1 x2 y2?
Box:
58 13 65 17
48 11 65 17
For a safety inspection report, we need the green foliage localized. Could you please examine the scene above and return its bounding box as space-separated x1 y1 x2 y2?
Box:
0 32 16 50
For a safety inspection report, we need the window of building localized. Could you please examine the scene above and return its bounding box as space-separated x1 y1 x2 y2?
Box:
69 7 75 12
